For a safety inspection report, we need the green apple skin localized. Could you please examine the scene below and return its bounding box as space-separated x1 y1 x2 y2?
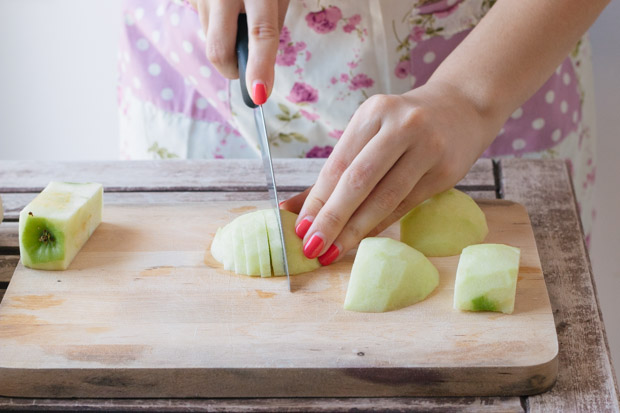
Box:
344 237 439 313
0 194 4 224
453 243 521 314
400 188 488 257
19 182 103 270
211 209 320 276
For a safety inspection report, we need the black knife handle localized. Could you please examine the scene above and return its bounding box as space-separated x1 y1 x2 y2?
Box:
236 14 257 109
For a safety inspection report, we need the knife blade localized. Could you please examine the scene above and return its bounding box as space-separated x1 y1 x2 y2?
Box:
236 14 291 291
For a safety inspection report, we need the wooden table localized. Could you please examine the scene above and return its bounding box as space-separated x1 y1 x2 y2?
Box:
0 158 618 412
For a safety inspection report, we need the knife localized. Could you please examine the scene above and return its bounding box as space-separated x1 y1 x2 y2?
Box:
236 14 291 291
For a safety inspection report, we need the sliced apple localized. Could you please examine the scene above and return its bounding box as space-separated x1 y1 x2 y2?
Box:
344 237 439 313
0 195 4 224
211 208 320 276
454 243 521 314
400 188 488 257
19 181 103 270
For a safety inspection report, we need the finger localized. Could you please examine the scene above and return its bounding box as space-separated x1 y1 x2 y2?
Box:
301 128 407 259
294 96 384 233
243 1 282 104
317 151 428 265
369 169 456 238
319 168 453 267
205 0 242 79
280 186 312 214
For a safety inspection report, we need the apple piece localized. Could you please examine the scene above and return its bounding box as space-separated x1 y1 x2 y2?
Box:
453 243 521 314
344 237 439 313
0 195 4 224
19 182 103 270
210 208 320 276
261 209 285 276
271 209 320 276
400 188 488 257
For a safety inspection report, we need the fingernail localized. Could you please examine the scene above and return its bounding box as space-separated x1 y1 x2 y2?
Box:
279 200 285 207
318 244 340 266
303 233 324 259
252 82 267 105
295 217 313 239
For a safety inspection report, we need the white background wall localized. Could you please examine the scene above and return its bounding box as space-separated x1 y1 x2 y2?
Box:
1 0 619 373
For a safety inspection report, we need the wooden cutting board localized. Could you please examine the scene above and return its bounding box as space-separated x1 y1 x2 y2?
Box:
0 200 558 398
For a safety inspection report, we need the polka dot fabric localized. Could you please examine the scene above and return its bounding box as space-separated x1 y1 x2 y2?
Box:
118 0 597 241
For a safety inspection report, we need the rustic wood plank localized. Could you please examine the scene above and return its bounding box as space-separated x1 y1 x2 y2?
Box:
0 189 497 222
0 223 18 250
499 158 620 412
0 189 497 245
0 396 524 412
0 159 495 193
0 255 18 283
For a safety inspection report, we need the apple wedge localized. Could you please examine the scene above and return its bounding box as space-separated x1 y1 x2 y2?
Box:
344 237 439 313
400 188 488 257
19 182 103 270
454 243 521 314
0 195 4 224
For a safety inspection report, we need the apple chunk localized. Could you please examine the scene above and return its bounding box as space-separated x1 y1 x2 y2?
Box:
344 237 439 313
454 244 521 314
210 208 320 276
400 188 488 257
19 181 103 270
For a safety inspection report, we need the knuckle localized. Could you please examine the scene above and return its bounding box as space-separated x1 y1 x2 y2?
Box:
393 198 415 219
322 157 348 180
344 164 373 192
341 222 366 243
250 23 280 42
305 194 326 215
205 41 229 67
319 208 345 231
402 105 427 130
373 186 402 212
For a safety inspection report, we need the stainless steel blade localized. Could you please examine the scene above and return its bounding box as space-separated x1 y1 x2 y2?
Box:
254 106 291 291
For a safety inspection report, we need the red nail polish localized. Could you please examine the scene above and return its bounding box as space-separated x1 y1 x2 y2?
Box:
295 218 312 239
253 83 267 105
279 200 285 207
318 244 340 266
303 234 324 259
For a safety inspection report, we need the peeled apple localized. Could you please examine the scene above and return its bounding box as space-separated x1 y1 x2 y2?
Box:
453 243 521 314
210 209 320 276
400 188 488 257
344 237 439 312
19 182 103 270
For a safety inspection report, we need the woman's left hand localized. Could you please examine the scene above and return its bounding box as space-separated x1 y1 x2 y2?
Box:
280 80 503 266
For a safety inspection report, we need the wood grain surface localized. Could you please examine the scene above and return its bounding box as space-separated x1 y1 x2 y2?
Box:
0 200 557 398
0 158 617 411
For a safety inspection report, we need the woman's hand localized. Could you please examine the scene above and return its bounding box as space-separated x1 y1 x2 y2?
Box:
281 81 504 266
188 0 289 104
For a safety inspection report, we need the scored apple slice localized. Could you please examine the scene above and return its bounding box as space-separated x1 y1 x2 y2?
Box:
19 182 103 270
400 188 488 257
344 237 439 313
255 212 272 277
453 243 521 314
231 218 248 275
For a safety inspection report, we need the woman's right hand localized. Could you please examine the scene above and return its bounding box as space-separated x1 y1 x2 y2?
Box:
188 0 289 105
